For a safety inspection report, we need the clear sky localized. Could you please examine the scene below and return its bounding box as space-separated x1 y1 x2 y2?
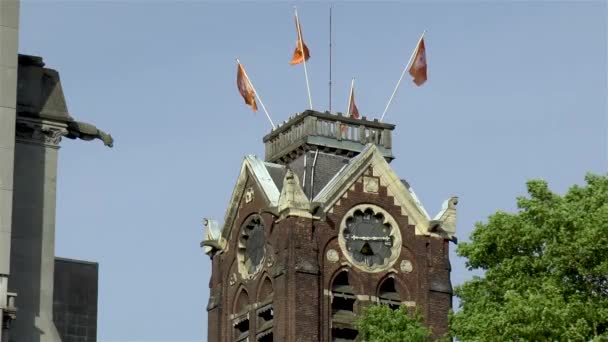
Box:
18 1 606 341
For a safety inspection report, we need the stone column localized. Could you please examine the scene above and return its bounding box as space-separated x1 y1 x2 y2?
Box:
0 2 20 340
8 117 65 342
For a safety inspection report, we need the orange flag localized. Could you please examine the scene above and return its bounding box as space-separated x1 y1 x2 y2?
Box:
236 63 257 111
290 14 310 65
348 84 359 119
409 37 427 86
342 80 359 137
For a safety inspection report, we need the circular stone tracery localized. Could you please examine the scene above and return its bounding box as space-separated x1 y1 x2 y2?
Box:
237 215 266 279
339 204 402 272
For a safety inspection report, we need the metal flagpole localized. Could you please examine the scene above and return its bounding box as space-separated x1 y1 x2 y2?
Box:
329 6 333 112
295 7 313 109
380 30 426 122
236 58 276 129
347 78 354 116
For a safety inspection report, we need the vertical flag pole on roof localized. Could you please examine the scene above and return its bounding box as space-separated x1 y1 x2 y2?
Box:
380 30 426 122
329 6 333 112
236 58 276 129
294 6 313 109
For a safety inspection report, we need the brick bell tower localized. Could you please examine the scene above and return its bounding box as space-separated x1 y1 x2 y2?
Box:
202 110 457 341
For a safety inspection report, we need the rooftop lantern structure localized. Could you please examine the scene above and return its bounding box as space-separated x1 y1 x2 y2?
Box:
263 110 394 164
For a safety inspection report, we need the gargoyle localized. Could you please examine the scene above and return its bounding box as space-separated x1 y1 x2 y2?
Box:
201 218 226 257
431 196 459 241
65 121 114 148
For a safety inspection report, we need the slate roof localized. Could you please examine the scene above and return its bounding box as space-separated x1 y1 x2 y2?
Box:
245 155 280 206
264 162 287 193
216 145 456 241
313 144 374 202
263 152 350 200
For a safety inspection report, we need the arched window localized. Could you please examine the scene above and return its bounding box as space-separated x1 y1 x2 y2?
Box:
331 271 355 315
331 270 358 341
233 289 249 341
256 276 274 339
235 288 249 313
258 276 273 302
378 277 401 310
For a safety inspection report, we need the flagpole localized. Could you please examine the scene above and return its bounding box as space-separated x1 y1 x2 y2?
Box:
295 7 313 110
236 58 276 129
380 30 426 122
329 6 333 112
347 78 354 116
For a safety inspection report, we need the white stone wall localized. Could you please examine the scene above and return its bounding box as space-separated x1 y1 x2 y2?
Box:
0 0 19 290
0 2 19 340
10 132 63 342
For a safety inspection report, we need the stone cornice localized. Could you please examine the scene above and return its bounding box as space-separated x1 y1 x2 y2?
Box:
15 117 68 148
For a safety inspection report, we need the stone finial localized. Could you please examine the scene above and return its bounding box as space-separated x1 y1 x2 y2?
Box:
277 169 312 220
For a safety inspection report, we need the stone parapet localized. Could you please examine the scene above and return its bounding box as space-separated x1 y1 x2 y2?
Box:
263 110 394 164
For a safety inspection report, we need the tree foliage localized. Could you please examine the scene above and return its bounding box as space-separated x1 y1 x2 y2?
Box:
355 304 432 342
451 173 608 341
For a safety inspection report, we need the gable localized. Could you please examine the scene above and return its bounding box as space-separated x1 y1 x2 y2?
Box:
314 144 437 236
220 155 281 240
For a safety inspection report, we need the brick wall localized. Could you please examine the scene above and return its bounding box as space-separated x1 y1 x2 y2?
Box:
208 165 453 341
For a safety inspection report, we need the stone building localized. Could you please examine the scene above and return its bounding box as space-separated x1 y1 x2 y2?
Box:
1 2 110 340
1 53 109 342
202 110 457 341
53 258 99 342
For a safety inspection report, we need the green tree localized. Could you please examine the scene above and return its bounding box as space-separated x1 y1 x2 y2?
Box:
355 304 432 342
451 174 608 341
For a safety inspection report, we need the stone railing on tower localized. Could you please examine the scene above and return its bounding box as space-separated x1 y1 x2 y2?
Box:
263 110 395 164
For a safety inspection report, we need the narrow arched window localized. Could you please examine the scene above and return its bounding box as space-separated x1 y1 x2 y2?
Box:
378 277 401 310
331 271 355 315
258 276 273 302
233 289 249 341
256 276 274 340
331 271 358 341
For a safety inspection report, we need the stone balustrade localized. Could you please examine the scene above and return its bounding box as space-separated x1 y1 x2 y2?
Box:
263 110 394 163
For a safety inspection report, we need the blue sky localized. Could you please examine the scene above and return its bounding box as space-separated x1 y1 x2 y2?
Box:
18 1 606 341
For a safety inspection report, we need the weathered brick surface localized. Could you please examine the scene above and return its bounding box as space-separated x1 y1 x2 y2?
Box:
208 166 453 341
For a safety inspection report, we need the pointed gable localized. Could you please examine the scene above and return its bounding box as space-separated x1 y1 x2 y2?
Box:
314 144 436 236
220 155 281 240
245 155 281 204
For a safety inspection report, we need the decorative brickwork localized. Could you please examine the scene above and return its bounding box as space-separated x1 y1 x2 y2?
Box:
205 113 456 341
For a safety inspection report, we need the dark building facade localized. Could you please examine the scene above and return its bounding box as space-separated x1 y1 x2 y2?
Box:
203 110 457 341
53 258 98 342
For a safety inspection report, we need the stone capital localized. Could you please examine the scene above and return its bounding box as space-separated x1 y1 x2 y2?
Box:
15 118 68 148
